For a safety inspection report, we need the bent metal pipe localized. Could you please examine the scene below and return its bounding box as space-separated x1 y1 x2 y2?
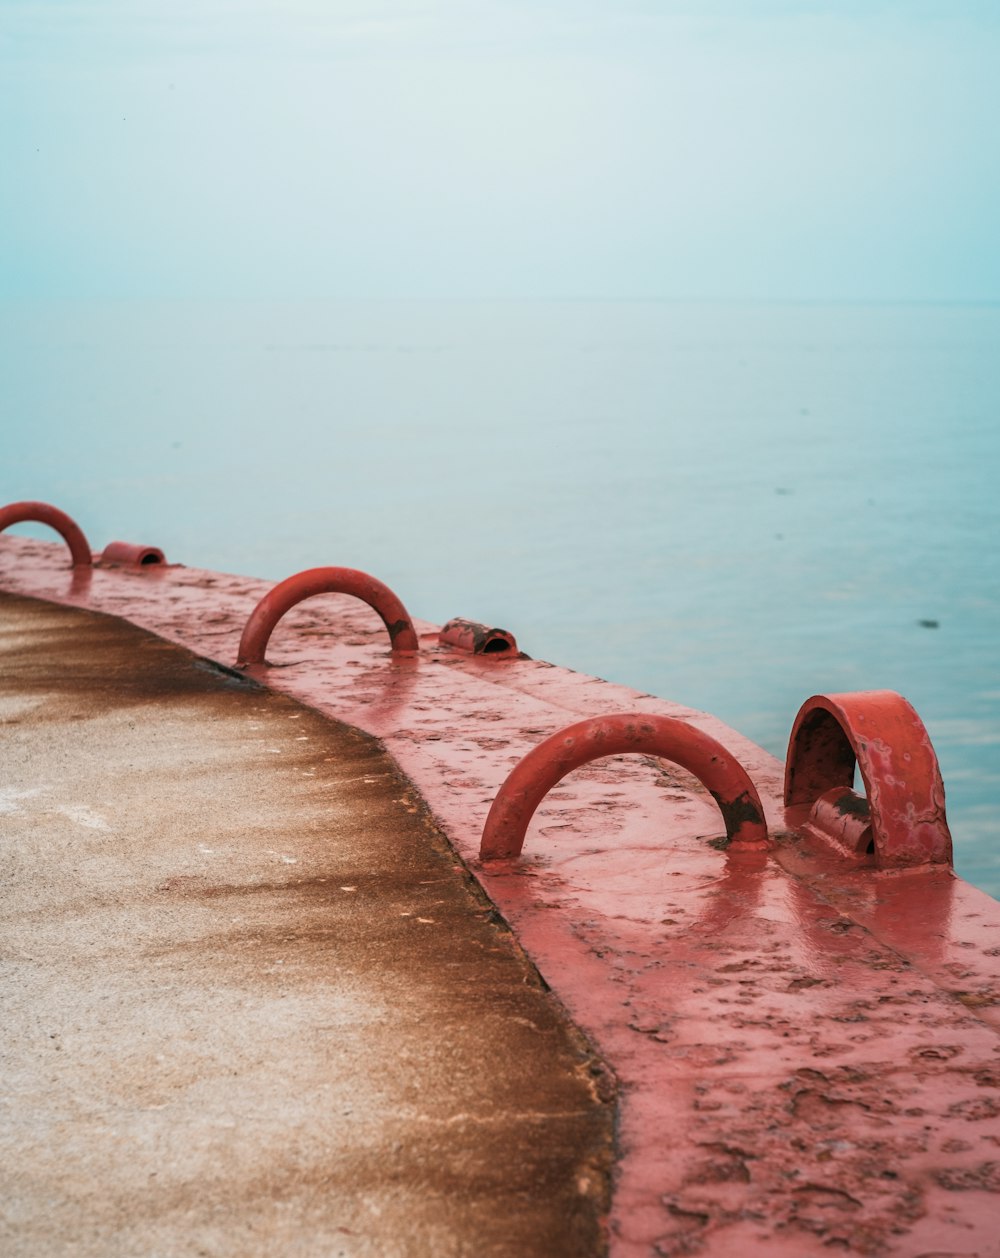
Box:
480 712 770 860
0 501 92 568
237 565 419 666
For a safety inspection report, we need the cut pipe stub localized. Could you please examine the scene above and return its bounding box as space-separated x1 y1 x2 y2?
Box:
440 618 518 656
99 541 167 567
806 786 874 859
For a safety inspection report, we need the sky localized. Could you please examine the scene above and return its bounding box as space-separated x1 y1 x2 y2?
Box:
2 0 999 302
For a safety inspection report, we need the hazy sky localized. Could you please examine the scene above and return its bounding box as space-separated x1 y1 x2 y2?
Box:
3 0 999 301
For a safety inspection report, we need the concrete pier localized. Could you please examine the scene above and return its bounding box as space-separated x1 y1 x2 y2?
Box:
0 594 612 1256
4 533 1000 1256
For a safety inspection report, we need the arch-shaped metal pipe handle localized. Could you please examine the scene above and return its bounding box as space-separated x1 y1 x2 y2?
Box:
237 566 419 666
784 690 952 869
0 500 92 567
480 713 769 860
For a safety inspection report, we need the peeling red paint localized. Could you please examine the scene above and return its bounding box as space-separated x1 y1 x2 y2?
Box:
786 691 953 869
2 531 999 1257
439 616 519 656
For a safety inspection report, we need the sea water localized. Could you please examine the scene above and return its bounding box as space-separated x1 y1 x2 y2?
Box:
2 299 998 897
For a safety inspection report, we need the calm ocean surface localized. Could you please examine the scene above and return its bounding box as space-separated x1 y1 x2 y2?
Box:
2 299 998 897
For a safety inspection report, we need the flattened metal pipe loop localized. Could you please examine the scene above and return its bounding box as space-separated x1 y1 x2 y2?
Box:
480 713 769 861
439 618 518 656
784 690 952 868
0 500 93 568
236 566 419 666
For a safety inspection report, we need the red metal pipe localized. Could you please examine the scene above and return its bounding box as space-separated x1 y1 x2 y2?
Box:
236 566 419 666
480 713 769 860
0 501 92 568
99 541 166 567
806 786 874 857
439 618 518 656
784 690 952 868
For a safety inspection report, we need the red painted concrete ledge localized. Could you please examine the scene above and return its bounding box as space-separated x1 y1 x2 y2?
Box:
2 527 999 1257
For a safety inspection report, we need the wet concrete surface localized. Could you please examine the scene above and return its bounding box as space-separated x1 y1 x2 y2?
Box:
5 541 1000 1255
0 594 614 1257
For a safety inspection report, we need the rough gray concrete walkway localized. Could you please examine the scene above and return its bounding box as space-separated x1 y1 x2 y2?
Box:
0 594 613 1257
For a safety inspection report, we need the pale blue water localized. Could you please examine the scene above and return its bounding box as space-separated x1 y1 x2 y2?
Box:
2 299 998 897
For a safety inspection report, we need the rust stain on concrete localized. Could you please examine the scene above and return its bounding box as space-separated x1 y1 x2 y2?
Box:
0 594 614 1256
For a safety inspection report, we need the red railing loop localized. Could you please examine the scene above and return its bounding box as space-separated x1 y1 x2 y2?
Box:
479 713 769 860
0 500 92 568
439 618 518 656
236 566 419 666
784 690 952 869
99 541 166 567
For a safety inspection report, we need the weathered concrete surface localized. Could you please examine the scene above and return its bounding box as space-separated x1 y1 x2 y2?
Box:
0 594 614 1257
4 538 1000 1256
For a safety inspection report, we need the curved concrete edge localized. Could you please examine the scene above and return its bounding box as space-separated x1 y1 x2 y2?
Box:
3 535 1000 1257
0 595 615 1256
